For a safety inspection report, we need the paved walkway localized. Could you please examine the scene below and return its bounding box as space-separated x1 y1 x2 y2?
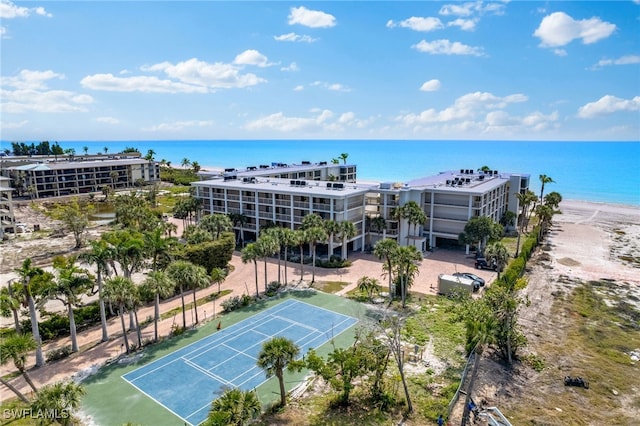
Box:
1 247 495 401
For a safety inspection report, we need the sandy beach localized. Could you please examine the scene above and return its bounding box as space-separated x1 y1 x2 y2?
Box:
1 199 639 410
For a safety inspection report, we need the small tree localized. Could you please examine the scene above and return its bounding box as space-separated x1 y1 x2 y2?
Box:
140 271 174 342
205 388 261 426
103 276 136 354
30 381 85 426
0 333 39 395
51 198 93 249
357 276 380 301
256 337 300 407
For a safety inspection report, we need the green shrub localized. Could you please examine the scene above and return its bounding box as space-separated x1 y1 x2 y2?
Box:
265 281 282 297
315 255 352 268
183 232 235 273
46 345 73 362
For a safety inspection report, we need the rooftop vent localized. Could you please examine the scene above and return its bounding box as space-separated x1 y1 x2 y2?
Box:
302 161 310 165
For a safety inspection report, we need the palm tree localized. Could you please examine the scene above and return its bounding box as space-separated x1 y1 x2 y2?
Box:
205 388 261 426
0 283 22 333
357 276 380 301
167 260 208 327
83 146 89 156
256 337 300 407
485 242 510 278
192 160 201 173
145 149 156 161
241 243 260 298
294 229 309 282
261 227 283 283
373 238 399 302
199 214 233 239
256 234 278 291
544 191 563 209
103 146 108 154
80 239 113 342
338 152 349 164
404 201 427 248
229 213 249 247
181 157 191 169
144 227 174 272
0 333 39 395
323 220 341 258
30 381 85 426
515 190 537 256
15 258 50 367
279 228 297 285
103 276 136 354
141 271 175 342
210 267 227 294
306 226 327 283
338 220 357 260
46 256 93 352
538 174 555 204
392 245 422 308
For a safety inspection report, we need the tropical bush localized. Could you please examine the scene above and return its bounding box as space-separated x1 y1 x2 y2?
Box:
315 255 352 268
221 294 252 312
46 345 73 362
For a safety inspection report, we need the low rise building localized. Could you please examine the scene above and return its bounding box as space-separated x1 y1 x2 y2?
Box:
0 176 16 239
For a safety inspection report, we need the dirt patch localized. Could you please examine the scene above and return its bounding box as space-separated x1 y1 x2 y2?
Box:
557 257 580 267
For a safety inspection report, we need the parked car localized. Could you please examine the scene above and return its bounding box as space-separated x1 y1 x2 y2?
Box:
474 257 497 271
453 272 485 287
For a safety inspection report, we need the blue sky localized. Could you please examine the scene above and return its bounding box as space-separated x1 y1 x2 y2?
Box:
1 0 639 141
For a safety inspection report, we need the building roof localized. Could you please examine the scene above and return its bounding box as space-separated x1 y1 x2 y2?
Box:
405 169 529 194
5 158 151 171
193 176 375 197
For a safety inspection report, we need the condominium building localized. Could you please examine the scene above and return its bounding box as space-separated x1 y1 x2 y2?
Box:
0 176 16 239
193 161 529 256
1 157 160 199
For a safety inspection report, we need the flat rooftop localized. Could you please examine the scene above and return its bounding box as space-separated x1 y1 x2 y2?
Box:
405 169 528 194
193 177 375 197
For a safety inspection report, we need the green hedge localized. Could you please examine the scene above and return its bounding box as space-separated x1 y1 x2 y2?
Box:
179 232 235 273
20 302 113 342
159 166 199 185
497 225 542 289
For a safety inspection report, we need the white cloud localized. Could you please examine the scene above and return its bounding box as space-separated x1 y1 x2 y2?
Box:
0 119 28 129
0 26 6 37
396 91 528 126
413 39 484 56
83 57 267 93
439 1 506 18
281 62 299 72
2 69 64 90
419 79 441 92
233 49 271 67
246 109 372 133
386 17 443 32
81 73 208 93
96 116 120 124
288 6 336 28
447 18 477 31
308 81 351 92
591 55 640 69
1 69 93 113
293 85 304 91
577 95 640 118
0 1 51 18
534 12 616 48
143 120 214 132
274 32 317 43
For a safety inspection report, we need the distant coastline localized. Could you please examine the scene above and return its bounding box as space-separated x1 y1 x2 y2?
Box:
2 140 638 206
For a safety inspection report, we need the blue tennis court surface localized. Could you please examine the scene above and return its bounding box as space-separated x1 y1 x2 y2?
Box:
122 299 358 425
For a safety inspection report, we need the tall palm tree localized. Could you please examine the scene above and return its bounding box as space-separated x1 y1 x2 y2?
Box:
166 260 206 328
229 212 249 246
141 271 175 342
306 226 327 283
392 245 422 308
30 381 85 426
323 220 341 258
15 258 51 367
241 243 260 298
278 228 296 285
338 152 349 164
80 239 113 342
181 157 191 169
188 264 211 325
144 227 174 272
256 234 278 290
544 191 563 209
261 228 283 283
515 190 537 256
256 337 300 407
538 174 555 204
338 220 357 260
373 238 399 302
145 149 156 161
46 256 93 352
205 388 261 426
294 229 309 282
0 333 39 395
103 276 136 354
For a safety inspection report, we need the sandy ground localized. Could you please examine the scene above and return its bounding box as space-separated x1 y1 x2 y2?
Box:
2 199 639 417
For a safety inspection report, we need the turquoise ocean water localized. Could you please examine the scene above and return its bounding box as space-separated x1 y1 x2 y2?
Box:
3 140 639 206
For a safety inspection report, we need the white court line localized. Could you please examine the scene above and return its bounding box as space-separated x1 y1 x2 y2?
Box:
183 358 233 387
121 376 196 426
